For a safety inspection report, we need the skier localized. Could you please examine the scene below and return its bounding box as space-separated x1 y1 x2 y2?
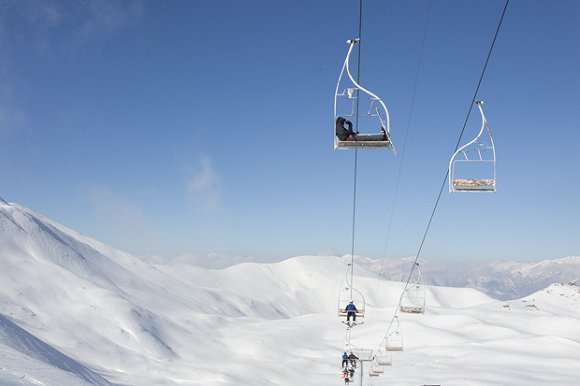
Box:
335 117 356 141
348 351 359 368
345 301 358 325
342 368 350 384
341 352 349 368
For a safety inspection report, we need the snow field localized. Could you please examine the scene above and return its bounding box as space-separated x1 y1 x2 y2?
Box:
0 199 579 385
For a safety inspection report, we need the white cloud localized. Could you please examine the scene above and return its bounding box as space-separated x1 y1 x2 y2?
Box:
187 155 222 210
0 0 142 52
77 0 143 45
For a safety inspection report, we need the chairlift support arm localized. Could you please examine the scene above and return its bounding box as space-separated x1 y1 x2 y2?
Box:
334 39 391 136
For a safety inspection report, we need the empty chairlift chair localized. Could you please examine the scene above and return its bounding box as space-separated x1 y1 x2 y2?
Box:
400 262 426 314
368 356 384 378
370 360 384 375
385 316 403 351
376 350 392 367
449 100 496 192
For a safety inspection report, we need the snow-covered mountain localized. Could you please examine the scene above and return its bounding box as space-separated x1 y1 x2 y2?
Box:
168 251 580 301
0 198 345 385
0 197 579 385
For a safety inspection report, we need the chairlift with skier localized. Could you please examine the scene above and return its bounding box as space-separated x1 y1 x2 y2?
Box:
334 39 395 150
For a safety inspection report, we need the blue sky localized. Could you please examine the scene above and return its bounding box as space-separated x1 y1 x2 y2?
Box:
0 0 578 262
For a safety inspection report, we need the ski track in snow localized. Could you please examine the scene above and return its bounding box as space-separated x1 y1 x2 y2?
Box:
0 198 579 385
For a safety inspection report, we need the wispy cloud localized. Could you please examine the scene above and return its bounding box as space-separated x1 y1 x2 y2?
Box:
187 155 222 210
0 0 64 53
0 0 142 52
76 0 143 45
0 1 143 135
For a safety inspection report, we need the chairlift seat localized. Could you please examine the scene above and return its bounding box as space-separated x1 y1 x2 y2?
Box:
338 309 365 318
452 178 494 187
336 138 393 148
400 305 424 314
451 178 496 192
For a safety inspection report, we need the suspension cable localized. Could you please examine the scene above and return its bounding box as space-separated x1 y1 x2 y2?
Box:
349 0 364 303
382 0 432 260
373 0 510 358
349 149 357 302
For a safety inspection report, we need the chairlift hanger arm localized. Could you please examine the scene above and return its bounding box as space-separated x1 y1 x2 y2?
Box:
342 39 391 135
478 100 496 160
452 100 487 158
448 101 488 172
334 42 356 117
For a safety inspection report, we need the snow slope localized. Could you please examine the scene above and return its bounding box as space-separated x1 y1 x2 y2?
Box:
0 197 579 385
0 313 111 385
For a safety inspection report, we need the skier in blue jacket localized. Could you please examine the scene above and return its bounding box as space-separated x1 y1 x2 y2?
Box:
341 352 349 368
345 301 358 324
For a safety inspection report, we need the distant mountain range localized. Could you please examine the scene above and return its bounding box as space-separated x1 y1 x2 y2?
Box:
162 251 580 301
357 255 580 300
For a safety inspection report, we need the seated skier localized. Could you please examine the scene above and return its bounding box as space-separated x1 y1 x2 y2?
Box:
342 368 350 384
336 117 356 141
345 301 358 325
348 366 355 381
341 352 349 368
348 351 359 368
336 116 390 142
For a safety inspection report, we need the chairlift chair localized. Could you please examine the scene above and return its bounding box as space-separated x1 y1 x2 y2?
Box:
377 350 392 366
337 264 366 325
400 263 426 314
385 331 403 351
334 39 395 151
338 285 366 323
370 362 384 374
449 100 496 192
385 316 403 351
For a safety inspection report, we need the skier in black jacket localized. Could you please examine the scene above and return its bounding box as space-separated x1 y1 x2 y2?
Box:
335 117 355 141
